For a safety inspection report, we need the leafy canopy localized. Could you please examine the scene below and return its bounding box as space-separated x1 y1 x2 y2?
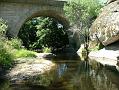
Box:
18 17 69 51
64 0 102 27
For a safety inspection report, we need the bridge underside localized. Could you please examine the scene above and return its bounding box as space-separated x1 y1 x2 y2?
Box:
0 0 69 37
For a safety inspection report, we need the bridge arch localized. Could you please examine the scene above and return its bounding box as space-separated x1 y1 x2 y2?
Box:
19 10 69 33
8 9 70 38
18 10 70 51
0 0 69 37
0 0 78 51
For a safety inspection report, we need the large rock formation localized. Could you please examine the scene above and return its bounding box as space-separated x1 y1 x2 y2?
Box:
90 0 119 46
89 0 119 66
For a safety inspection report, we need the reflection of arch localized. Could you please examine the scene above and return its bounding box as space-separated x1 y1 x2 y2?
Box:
20 10 69 32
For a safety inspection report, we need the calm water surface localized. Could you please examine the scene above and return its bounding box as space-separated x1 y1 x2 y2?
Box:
0 54 119 90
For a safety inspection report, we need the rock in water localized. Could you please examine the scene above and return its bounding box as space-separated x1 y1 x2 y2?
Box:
90 0 119 46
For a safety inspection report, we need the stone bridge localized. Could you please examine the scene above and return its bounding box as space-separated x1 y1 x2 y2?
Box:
0 0 69 37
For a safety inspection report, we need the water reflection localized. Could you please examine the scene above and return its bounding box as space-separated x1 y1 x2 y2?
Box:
50 59 119 90
57 64 67 78
0 56 119 90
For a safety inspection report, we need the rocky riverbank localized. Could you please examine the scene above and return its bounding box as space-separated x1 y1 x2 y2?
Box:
88 41 119 66
6 57 56 86
89 48 119 68
88 0 119 68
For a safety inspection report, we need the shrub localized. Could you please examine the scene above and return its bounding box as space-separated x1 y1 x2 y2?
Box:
0 18 13 69
0 39 13 69
7 38 22 50
0 18 38 69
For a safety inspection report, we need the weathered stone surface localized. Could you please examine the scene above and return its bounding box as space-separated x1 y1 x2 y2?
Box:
89 41 119 68
7 58 56 86
89 48 119 60
90 0 119 46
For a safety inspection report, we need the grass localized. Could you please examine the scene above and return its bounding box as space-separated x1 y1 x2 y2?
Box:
13 49 37 58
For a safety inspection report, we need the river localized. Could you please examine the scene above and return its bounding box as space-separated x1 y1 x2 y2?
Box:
0 54 119 90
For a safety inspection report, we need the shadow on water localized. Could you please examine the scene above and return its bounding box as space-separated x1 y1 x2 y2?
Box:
0 53 119 90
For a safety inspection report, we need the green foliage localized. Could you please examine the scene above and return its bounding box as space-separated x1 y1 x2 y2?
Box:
7 38 22 50
0 42 13 68
18 19 37 49
89 43 104 51
89 45 100 51
64 0 102 49
0 18 38 69
0 18 8 36
0 38 13 69
64 0 102 27
0 19 13 69
42 47 51 53
18 17 69 52
13 49 37 58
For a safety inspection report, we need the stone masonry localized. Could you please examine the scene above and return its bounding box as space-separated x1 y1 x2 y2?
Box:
0 0 69 37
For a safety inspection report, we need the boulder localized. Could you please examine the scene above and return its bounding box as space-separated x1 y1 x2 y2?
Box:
90 0 119 46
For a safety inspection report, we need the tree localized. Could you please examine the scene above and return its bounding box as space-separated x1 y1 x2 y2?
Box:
64 0 102 51
18 17 69 52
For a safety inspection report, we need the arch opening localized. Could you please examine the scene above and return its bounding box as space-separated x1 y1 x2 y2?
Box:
23 10 69 30
18 15 70 53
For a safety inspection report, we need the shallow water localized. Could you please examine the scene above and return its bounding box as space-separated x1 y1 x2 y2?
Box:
0 54 119 90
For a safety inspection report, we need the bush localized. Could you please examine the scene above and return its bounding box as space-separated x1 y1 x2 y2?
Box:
7 38 22 50
0 18 38 69
0 18 13 69
0 39 13 69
